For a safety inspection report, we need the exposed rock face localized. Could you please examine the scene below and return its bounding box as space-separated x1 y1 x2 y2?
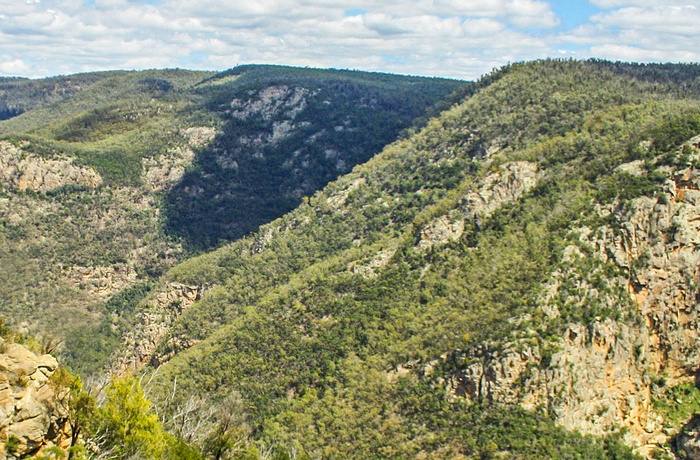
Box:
326 177 365 210
0 141 102 192
216 85 312 166
181 126 216 147
0 340 67 459
142 149 194 192
678 415 700 460
460 160 539 221
63 265 139 302
142 127 215 191
349 245 398 279
418 213 465 249
229 85 309 122
418 161 539 249
448 319 661 450
112 283 203 375
440 138 700 456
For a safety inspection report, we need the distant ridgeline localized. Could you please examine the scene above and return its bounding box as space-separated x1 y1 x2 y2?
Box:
0 66 464 252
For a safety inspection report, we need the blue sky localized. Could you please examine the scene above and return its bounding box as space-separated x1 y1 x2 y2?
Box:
0 0 698 79
549 0 601 28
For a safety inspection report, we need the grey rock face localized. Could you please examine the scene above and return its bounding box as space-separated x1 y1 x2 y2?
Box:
0 141 101 193
418 161 539 250
111 282 204 375
678 415 700 460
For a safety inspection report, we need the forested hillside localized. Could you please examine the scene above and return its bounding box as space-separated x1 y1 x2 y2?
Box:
114 60 700 459
164 65 467 249
0 65 461 374
5 59 700 459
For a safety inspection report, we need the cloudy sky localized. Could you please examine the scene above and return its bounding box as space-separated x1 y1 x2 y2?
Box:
0 0 698 80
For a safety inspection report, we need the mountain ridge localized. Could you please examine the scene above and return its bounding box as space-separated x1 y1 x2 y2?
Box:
4 59 700 458
0 65 462 376
119 59 700 458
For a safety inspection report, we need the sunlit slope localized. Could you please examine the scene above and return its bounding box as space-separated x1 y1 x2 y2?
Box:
138 60 700 457
0 65 464 377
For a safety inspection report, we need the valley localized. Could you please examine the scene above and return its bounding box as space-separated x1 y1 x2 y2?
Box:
3 60 700 458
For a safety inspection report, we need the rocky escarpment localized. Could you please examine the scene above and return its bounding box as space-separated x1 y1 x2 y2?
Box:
0 340 67 459
418 160 540 249
678 415 700 459
142 126 216 191
111 283 204 375
216 85 313 171
437 136 700 457
0 141 101 192
62 265 139 303
445 317 661 450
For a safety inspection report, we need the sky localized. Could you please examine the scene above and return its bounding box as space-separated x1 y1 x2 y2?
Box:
0 0 698 80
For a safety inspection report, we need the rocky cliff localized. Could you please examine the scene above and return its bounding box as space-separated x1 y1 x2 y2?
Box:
111 282 204 375
0 340 67 459
0 141 101 193
142 127 215 192
441 136 700 457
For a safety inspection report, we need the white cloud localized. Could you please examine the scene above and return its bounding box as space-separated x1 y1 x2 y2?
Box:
592 5 700 35
590 43 700 62
561 4 700 63
0 0 562 79
505 0 560 28
590 0 693 7
0 0 696 80
0 57 30 74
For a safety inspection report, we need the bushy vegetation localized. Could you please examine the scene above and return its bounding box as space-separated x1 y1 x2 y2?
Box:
0 71 205 339
61 282 153 375
6 60 700 458
124 60 700 458
0 65 454 373
165 65 463 250
653 381 700 428
0 69 212 186
36 368 203 459
0 73 112 121
0 183 181 345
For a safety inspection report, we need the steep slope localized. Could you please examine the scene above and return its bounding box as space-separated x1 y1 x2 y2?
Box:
164 65 466 249
113 60 700 458
0 66 461 376
0 70 214 353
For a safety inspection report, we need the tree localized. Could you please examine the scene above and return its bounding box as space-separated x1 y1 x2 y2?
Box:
95 376 168 459
50 368 96 459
